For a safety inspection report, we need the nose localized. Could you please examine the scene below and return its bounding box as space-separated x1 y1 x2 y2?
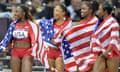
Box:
81 9 83 12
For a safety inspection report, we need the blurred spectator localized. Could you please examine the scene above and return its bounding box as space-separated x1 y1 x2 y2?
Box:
32 0 42 11
27 0 43 19
64 0 71 6
0 0 12 18
112 0 118 6
25 0 32 10
6 0 21 3
114 1 120 24
53 0 64 6
0 12 12 18
0 0 6 3
105 0 113 5
37 0 55 19
11 5 17 20
67 0 81 21
0 0 7 12
21 0 27 4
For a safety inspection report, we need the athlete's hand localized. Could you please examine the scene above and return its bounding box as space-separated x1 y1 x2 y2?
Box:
101 52 107 58
52 39 56 45
0 46 6 53
101 48 112 58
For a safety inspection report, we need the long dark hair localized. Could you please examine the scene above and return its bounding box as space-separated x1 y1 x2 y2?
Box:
19 5 34 21
82 1 99 14
101 2 113 14
56 4 70 17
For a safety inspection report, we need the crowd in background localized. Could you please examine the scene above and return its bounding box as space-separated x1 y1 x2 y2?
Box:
0 0 119 22
0 0 120 72
0 0 120 60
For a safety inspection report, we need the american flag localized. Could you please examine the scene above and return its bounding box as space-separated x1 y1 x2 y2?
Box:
0 20 19 51
36 18 54 69
62 37 78 72
62 16 98 72
91 16 120 58
33 28 49 68
39 18 72 69
0 20 44 66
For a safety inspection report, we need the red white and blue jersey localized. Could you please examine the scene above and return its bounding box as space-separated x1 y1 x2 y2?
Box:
12 21 31 42
0 20 41 59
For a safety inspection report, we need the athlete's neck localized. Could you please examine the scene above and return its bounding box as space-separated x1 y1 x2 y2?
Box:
103 13 109 20
19 18 26 25
55 17 64 25
83 14 93 20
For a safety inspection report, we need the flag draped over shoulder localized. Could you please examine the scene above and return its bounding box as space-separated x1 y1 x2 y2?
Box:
0 20 19 50
62 37 78 72
40 18 54 47
62 16 98 72
27 20 49 68
40 18 72 48
0 20 48 67
39 18 72 69
91 16 120 58
38 18 55 68
32 21 49 68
